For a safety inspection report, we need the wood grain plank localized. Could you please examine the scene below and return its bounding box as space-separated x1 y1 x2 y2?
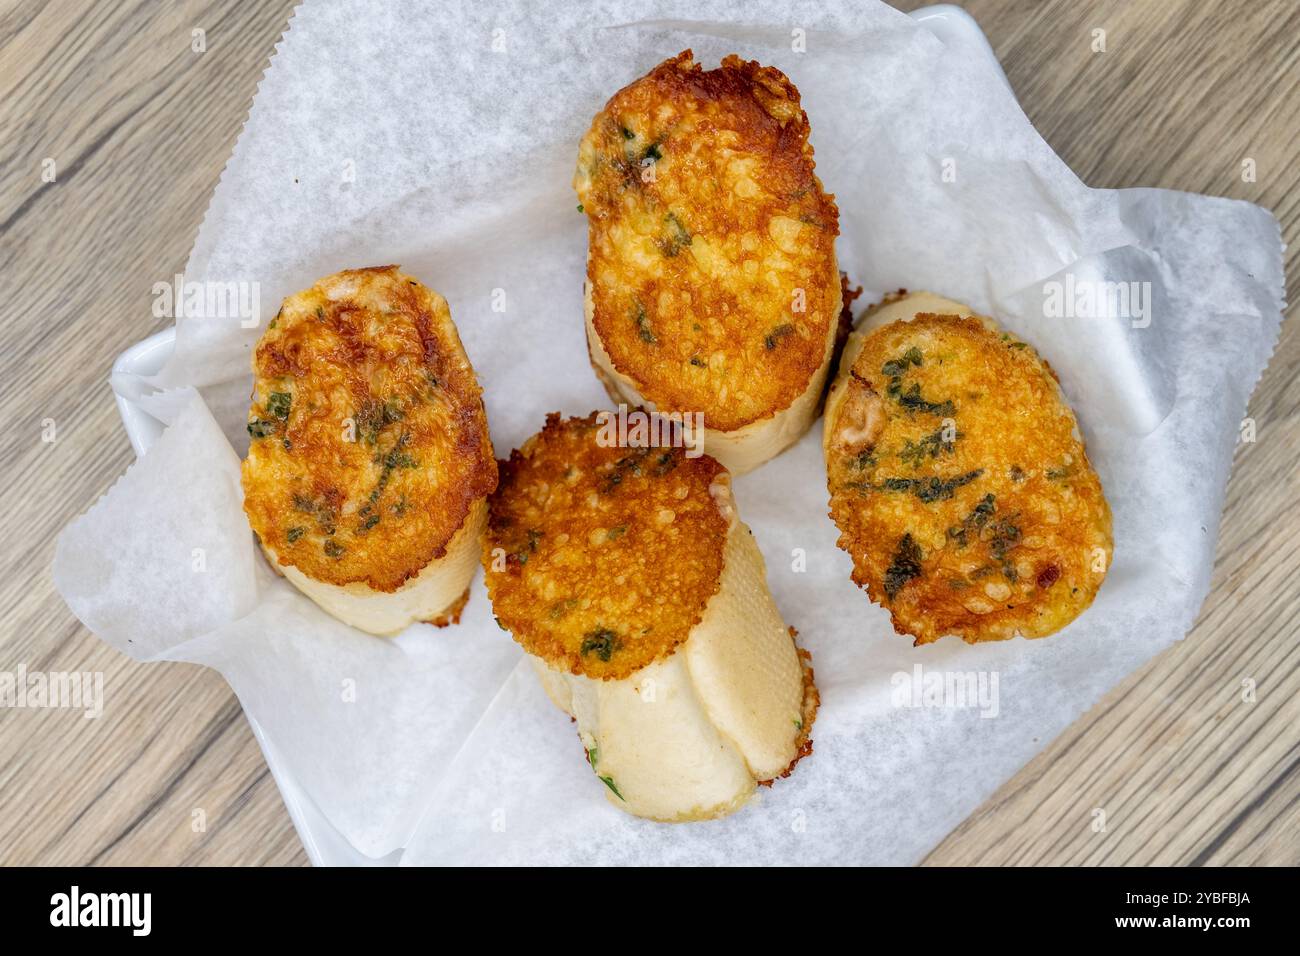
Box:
0 0 307 867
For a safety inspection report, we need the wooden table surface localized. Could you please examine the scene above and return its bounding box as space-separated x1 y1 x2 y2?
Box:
0 0 1295 866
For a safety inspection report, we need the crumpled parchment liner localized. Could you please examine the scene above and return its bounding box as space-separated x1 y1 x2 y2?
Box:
58 0 1283 863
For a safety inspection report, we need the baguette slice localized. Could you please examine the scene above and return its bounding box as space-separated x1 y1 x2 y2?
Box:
241 266 496 636
575 51 843 474
823 292 1113 645
483 413 817 820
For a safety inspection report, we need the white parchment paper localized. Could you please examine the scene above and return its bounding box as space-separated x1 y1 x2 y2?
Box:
57 0 1284 864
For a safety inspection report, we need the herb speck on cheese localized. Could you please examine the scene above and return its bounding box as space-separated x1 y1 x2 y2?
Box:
580 627 619 662
267 391 292 420
764 323 795 350
632 301 656 344
884 533 924 599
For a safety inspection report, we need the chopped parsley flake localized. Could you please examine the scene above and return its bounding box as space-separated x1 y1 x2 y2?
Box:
549 598 579 620
898 427 957 468
890 380 955 417
580 628 619 662
880 347 953 416
987 519 1022 560
267 391 292 420
948 493 996 547
515 528 543 564
632 301 656 344
880 469 984 502
881 347 923 377
383 449 418 470
658 212 692 257
600 449 648 492
764 323 795 350
884 533 924 599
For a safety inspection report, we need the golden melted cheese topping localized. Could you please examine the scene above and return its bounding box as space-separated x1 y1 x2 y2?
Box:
483 412 729 680
826 312 1113 644
241 266 496 592
575 50 840 433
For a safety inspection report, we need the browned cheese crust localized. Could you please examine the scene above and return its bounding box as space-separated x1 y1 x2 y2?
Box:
482 412 730 680
241 266 496 591
826 314 1113 645
575 50 840 432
